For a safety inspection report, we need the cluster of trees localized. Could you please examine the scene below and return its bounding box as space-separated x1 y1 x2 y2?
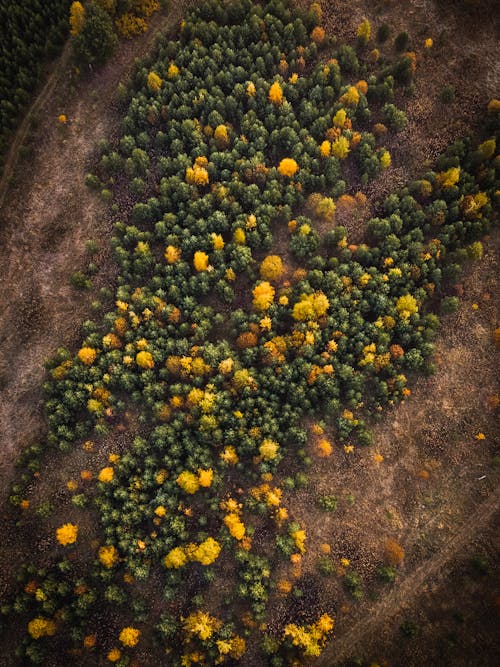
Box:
4 0 498 664
69 0 165 67
0 0 71 167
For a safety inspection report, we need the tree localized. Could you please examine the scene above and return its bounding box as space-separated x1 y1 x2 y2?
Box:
69 2 85 36
72 1 118 67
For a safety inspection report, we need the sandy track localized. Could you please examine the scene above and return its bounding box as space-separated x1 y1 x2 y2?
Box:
320 487 500 665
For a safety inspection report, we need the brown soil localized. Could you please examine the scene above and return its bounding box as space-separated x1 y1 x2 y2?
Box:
0 1 498 666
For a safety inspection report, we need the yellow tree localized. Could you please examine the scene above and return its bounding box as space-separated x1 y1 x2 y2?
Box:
69 2 85 36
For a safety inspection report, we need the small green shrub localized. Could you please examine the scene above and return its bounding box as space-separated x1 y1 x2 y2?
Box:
394 31 409 52
317 495 338 512
377 24 391 43
440 85 456 104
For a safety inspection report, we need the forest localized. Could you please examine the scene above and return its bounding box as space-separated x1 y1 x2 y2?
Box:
0 0 498 665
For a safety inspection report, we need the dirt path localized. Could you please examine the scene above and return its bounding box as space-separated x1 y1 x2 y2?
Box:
320 487 500 665
0 45 72 210
0 5 191 504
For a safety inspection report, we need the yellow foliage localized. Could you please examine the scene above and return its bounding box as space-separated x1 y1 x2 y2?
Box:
435 167 460 189
220 445 239 464
247 81 256 96
69 2 85 36
115 13 147 38
317 438 333 457
99 545 119 568
283 613 334 657
292 292 330 321
357 18 371 43
165 245 181 263
186 163 209 186
56 523 78 546
198 468 213 487
133 0 159 16
98 467 114 483
269 81 284 105
278 158 299 177
477 138 496 160
291 529 306 553
331 135 350 159
224 513 246 540
78 347 97 365
214 124 230 148
233 227 246 244
218 358 234 375
316 196 336 219
119 627 140 647
318 140 330 157
340 86 360 106
136 350 154 368
176 471 200 494
310 2 322 21
211 233 225 250
183 611 220 640
259 439 279 460
147 72 162 92
192 537 221 565
396 294 418 319
487 98 500 113
193 251 209 272
253 281 275 310
380 150 391 169
333 108 347 128
164 546 188 568
167 62 179 79
28 617 56 639
52 359 72 380
260 255 284 281
107 648 121 662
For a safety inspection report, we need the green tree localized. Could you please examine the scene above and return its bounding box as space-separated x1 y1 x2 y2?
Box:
72 1 117 67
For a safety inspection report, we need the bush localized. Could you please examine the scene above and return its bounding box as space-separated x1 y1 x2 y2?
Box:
440 85 456 104
441 296 459 313
317 495 338 512
394 31 409 52
70 271 91 289
377 23 391 43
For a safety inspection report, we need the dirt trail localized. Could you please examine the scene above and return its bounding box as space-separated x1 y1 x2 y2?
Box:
0 46 72 210
0 6 190 504
320 487 500 665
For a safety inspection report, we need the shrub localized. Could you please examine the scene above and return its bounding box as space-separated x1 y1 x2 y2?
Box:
384 538 405 565
394 31 409 52
317 495 338 511
377 23 390 43
440 85 455 104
